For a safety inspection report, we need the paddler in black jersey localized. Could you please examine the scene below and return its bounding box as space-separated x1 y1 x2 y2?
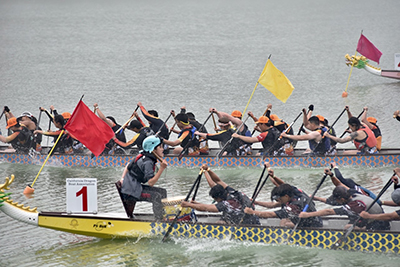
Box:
300 186 390 231
163 113 202 155
0 117 35 153
281 113 330 156
195 116 243 156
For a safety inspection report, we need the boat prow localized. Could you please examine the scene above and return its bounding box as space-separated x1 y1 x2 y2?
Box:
345 54 400 80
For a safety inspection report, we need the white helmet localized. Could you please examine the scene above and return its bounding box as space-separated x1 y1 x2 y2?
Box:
142 136 161 153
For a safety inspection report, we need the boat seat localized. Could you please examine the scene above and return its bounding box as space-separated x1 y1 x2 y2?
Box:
390 221 400 231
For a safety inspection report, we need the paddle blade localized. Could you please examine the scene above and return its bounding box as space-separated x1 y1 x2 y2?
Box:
331 224 354 249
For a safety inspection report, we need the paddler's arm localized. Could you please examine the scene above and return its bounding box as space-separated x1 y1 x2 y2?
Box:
120 164 129 183
281 131 319 141
181 201 219 212
202 165 228 189
312 196 327 203
163 131 186 147
345 105 353 118
114 134 138 148
244 207 277 218
360 211 400 221
324 131 357 144
299 209 335 218
302 108 311 129
0 132 19 143
195 131 207 138
147 159 167 186
253 201 281 209
268 168 285 187
232 133 258 143
40 107 54 121
248 111 258 123
93 103 113 128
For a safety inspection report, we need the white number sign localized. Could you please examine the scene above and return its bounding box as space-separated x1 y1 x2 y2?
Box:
66 178 97 213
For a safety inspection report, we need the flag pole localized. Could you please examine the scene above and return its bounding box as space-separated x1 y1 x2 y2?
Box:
242 55 271 116
342 30 363 98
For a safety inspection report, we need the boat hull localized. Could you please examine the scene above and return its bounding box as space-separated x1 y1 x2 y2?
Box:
34 211 400 254
1 189 400 254
1 149 400 167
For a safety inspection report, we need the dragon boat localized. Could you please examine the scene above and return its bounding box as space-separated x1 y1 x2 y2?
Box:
345 54 400 80
1 175 400 254
1 145 400 168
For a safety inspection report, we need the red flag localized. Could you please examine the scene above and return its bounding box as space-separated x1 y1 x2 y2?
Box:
356 34 382 64
65 100 114 157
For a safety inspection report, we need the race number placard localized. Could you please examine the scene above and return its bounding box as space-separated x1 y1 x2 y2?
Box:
66 178 97 213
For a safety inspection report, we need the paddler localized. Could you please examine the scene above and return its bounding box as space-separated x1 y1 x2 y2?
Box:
360 106 382 151
112 118 154 150
299 185 390 231
181 164 260 225
0 117 35 153
360 168 400 221
244 164 323 228
117 135 168 220
318 161 381 205
162 113 202 155
195 116 242 156
232 115 282 156
281 111 330 155
323 116 378 155
210 108 252 155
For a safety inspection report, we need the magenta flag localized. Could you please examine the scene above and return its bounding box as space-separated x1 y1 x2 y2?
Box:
356 34 382 64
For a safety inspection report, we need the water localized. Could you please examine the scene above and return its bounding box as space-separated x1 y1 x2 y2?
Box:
1 0 400 266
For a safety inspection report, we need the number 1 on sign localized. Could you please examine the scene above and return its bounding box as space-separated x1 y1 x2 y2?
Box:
66 178 97 213
76 186 88 211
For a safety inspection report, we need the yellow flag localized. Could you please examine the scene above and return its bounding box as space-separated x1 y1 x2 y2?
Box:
258 59 294 103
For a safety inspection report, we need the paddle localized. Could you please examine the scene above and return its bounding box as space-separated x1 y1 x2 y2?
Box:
331 174 394 250
211 113 218 133
251 164 268 200
23 130 65 194
169 121 177 134
46 109 53 147
250 106 272 136
231 170 270 240
338 109 364 138
216 115 250 160
162 169 204 242
114 105 140 135
263 111 303 156
155 111 173 137
286 169 330 243
178 112 213 161
293 105 314 148
29 110 43 157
